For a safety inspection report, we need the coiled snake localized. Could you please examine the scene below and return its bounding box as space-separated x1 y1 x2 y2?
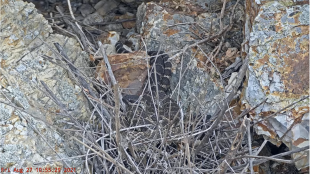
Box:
115 41 181 140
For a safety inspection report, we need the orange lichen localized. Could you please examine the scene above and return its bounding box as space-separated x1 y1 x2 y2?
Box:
256 54 269 66
252 25 309 98
281 52 309 96
163 13 173 21
164 29 180 36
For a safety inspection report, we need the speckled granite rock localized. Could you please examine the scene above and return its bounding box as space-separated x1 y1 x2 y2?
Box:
0 0 89 170
242 1 309 169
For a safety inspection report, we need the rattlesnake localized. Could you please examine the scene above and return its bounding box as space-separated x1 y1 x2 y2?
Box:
115 41 181 140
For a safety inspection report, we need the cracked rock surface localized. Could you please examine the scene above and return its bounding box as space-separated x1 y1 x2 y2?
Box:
135 2 245 116
0 0 89 169
242 2 309 170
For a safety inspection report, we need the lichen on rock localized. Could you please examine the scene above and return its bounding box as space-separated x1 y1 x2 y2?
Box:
0 0 90 169
242 2 309 169
136 2 241 116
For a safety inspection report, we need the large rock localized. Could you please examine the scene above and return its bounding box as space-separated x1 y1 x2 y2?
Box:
0 0 89 169
136 2 220 116
136 2 244 116
242 1 309 169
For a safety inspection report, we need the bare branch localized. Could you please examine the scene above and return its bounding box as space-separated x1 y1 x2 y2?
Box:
218 117 248 174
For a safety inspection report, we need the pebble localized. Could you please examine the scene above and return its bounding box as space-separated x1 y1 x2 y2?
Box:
94 0 119 16
79 4 95 17
83 12 104 25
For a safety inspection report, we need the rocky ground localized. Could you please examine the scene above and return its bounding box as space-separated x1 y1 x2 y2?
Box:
0 0 309 173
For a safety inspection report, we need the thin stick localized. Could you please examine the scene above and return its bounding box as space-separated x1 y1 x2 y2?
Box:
195 57 249 154
97 41 125 110
97 42 117 85
33 153 97 165
218 116 247 174
232 145 309 171
240 139 268 173
168 0 240 62
254 95 309 125
246 118 254 174
279 114 304 141
72 136 133 174
52 24 83 47
97 41 124 161
66 0 90 50
66 0 76 21
236 98 267 119
113 83 123 160
241 153 307 164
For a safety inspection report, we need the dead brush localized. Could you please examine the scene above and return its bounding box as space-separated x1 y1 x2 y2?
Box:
34 0 309 173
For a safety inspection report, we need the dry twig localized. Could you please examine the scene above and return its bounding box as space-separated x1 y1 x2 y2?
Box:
218 116 248 174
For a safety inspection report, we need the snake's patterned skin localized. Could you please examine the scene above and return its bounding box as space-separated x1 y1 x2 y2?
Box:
115 41 181 140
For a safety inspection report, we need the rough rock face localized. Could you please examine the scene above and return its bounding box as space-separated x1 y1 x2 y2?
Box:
96 51 149 95
242 1 309 169
0 0 89 169
135 2 244 116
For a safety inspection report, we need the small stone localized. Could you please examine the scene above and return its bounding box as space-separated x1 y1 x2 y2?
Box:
83 12 104 25
122 21 135 29
94 0 119 16
118 12 136 29
79 4 95 17
118 4 130 15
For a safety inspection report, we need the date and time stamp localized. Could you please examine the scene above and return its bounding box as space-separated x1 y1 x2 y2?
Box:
1 167 76 173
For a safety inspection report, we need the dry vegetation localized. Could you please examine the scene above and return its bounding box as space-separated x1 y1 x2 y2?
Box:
34 0 309 173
